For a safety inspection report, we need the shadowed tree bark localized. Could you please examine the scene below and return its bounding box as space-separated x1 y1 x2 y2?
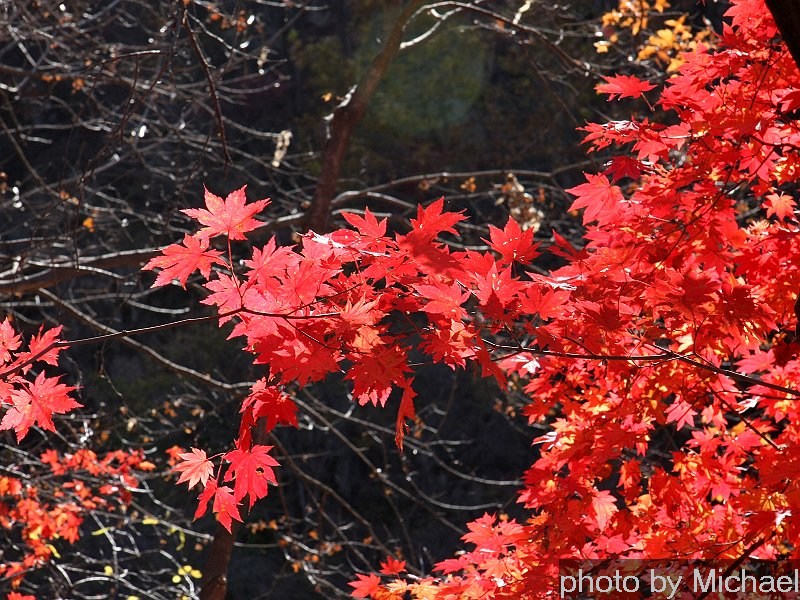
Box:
306 0 426 233
199 522 241 600
766 0 800 69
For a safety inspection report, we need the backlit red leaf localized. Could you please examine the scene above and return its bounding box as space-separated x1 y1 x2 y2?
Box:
173 447 214 490
0 372 80 441
224 445 280 508
183 185 270 241
144 234 224 288
349 573 381 598
596 74 656 100
565 173 624 225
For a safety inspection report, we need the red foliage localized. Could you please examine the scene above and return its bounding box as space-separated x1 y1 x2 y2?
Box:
2 0 800 597
183 185 270 242
0 322 150 592
143 234 224 289
595 74 656 100
0 449 148 591
141 1 800 584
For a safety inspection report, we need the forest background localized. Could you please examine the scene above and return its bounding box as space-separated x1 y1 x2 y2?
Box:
0 1 730 599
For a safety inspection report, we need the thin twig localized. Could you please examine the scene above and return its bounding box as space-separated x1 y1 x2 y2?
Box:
181 9 232 171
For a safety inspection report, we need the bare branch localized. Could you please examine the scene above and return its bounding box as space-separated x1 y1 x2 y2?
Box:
306 0 428 232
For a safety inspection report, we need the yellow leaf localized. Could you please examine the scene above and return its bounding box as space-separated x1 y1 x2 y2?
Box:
656 29 675 46
104 565 114 576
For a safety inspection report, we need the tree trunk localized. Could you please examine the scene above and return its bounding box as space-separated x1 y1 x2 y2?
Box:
199 521 241 600
765 0 800 69
198 420 270 599
305 0 426 233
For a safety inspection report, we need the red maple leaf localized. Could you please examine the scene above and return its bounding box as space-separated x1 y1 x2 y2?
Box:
565 173 624 225
201 272 247 318
764 193 796 220
212 484 243 532
183 185 270 241
144 234 224 288
406 198 465 243
0 318 21 364
339 299 380 328
485 218 539 265
665 399 697 431
379 556 406 575
243 238 298 285
240 379 298 432
347 346 409 407
224 445 280 508
419 320 476 369
520 286 569 321
590 489 619 531
348 573 381 598
596 74 656 100
737 350 774 373
415 281 470 320
0 372 80 441
342 207 387 237
173 447 214 490
604 156 644 182
194 478 243 532
26 325 65 367
472 264 523 320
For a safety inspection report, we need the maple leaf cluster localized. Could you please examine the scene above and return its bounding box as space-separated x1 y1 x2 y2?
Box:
149 19 800 583
155 188 557 528
0 312 156 594
0 321 79 441
0 449 151 593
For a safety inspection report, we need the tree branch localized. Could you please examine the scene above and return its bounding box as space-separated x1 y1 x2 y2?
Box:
0 249 160 296
488 341 800 398
181 8 233 171
39 289 252 391
305 0 427 232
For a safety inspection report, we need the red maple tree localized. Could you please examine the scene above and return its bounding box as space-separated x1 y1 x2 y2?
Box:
1 0 800 597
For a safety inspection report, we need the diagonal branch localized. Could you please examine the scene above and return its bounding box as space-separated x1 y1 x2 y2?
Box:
39 289 251 391
487 340 800 398
305 0 427 233
0 249 160 296
181 8 233 171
